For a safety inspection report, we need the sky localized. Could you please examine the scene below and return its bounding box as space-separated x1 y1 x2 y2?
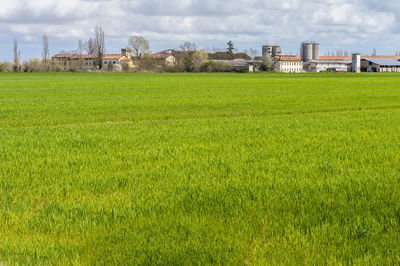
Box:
0 0 399 60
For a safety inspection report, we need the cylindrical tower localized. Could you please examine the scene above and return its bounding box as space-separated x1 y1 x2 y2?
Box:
352 53 361 73
312 43 320 60
272 45 282 57
262 44 273 59
302 42 313 62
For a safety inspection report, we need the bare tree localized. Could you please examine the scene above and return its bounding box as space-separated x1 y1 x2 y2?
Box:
84 38 96 55
42 34 50 71
178 42 197 72
128 35 150 61
180 41 197 55
192 50 208 72
372 48 377 56
13 39 20 72
249 48 259 60
94 26 105 69
78 39 84 69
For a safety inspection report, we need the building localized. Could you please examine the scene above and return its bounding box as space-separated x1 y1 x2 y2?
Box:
301 42 320 62
262 44 282 59
300 41 353 72
361 58 400 72
209 60 254 72
52 54 96 69
352 53 361 73
52 49 133 70
103 54 131 70
304 56 352 72
274 55 303 73
151 49 177 66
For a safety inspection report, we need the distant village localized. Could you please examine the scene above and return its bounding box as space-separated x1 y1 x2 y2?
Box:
2 29 400 73
51 41 400 73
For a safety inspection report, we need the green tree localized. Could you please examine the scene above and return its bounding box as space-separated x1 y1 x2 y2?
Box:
227 41 234 53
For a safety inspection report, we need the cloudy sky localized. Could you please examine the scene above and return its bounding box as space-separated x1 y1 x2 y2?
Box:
0 0 399 60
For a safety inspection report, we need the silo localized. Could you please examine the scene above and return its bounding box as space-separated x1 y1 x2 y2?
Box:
312 43 320 60
272 45 282 57
302 42 313 62
352 53 361 73
262 44 273 59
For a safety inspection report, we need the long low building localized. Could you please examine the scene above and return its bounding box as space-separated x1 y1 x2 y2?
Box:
361 58 400 72
273 55 303 73
52 49 133 70
209 60 254 72
304 56 352 72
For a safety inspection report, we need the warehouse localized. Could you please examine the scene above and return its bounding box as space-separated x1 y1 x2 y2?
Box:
303 56 352 72
361 58 400 72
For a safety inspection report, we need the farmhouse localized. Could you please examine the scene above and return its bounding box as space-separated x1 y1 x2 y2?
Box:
151 49 177 66
52 54 96 69
52 49 133 70
274 55 303 73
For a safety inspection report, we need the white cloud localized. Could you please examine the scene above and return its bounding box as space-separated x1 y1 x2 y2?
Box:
0 0 399 59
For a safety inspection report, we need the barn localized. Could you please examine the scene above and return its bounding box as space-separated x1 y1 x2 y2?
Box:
361 58 400 72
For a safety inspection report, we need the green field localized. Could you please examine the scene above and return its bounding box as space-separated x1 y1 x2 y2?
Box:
1 72 400 264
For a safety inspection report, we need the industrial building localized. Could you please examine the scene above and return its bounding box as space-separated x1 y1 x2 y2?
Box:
262 44 282 59
361 58 400 72
262 41 400 73
304 56 352 72
300 42 320 61
262 44 303 73
300 42 352 72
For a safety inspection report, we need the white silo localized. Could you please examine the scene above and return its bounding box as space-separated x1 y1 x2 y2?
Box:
352 53 361 73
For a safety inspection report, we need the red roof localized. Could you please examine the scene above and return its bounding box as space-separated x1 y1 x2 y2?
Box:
72 54 96 59
318 55 400 61
361 55 400 60
275 55 302 61
319 56 351 60
152 52 176 59
103 54 125 60
52 54 75 58
52 54 96 59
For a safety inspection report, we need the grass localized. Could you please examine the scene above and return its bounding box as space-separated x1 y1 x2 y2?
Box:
1 72 400 264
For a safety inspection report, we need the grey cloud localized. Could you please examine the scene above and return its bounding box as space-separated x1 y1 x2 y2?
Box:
1 0 400 59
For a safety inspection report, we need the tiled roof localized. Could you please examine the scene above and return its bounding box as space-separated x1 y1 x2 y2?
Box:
274 55 302 61
52 54 96 59
157 49 176 55
319 56 351 60
72 54 96 59
152 53 173 59
361 55 400 60
52 54 75 58
103 54 125 60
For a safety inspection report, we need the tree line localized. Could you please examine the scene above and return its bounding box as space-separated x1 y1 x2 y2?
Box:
0 26 266 73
